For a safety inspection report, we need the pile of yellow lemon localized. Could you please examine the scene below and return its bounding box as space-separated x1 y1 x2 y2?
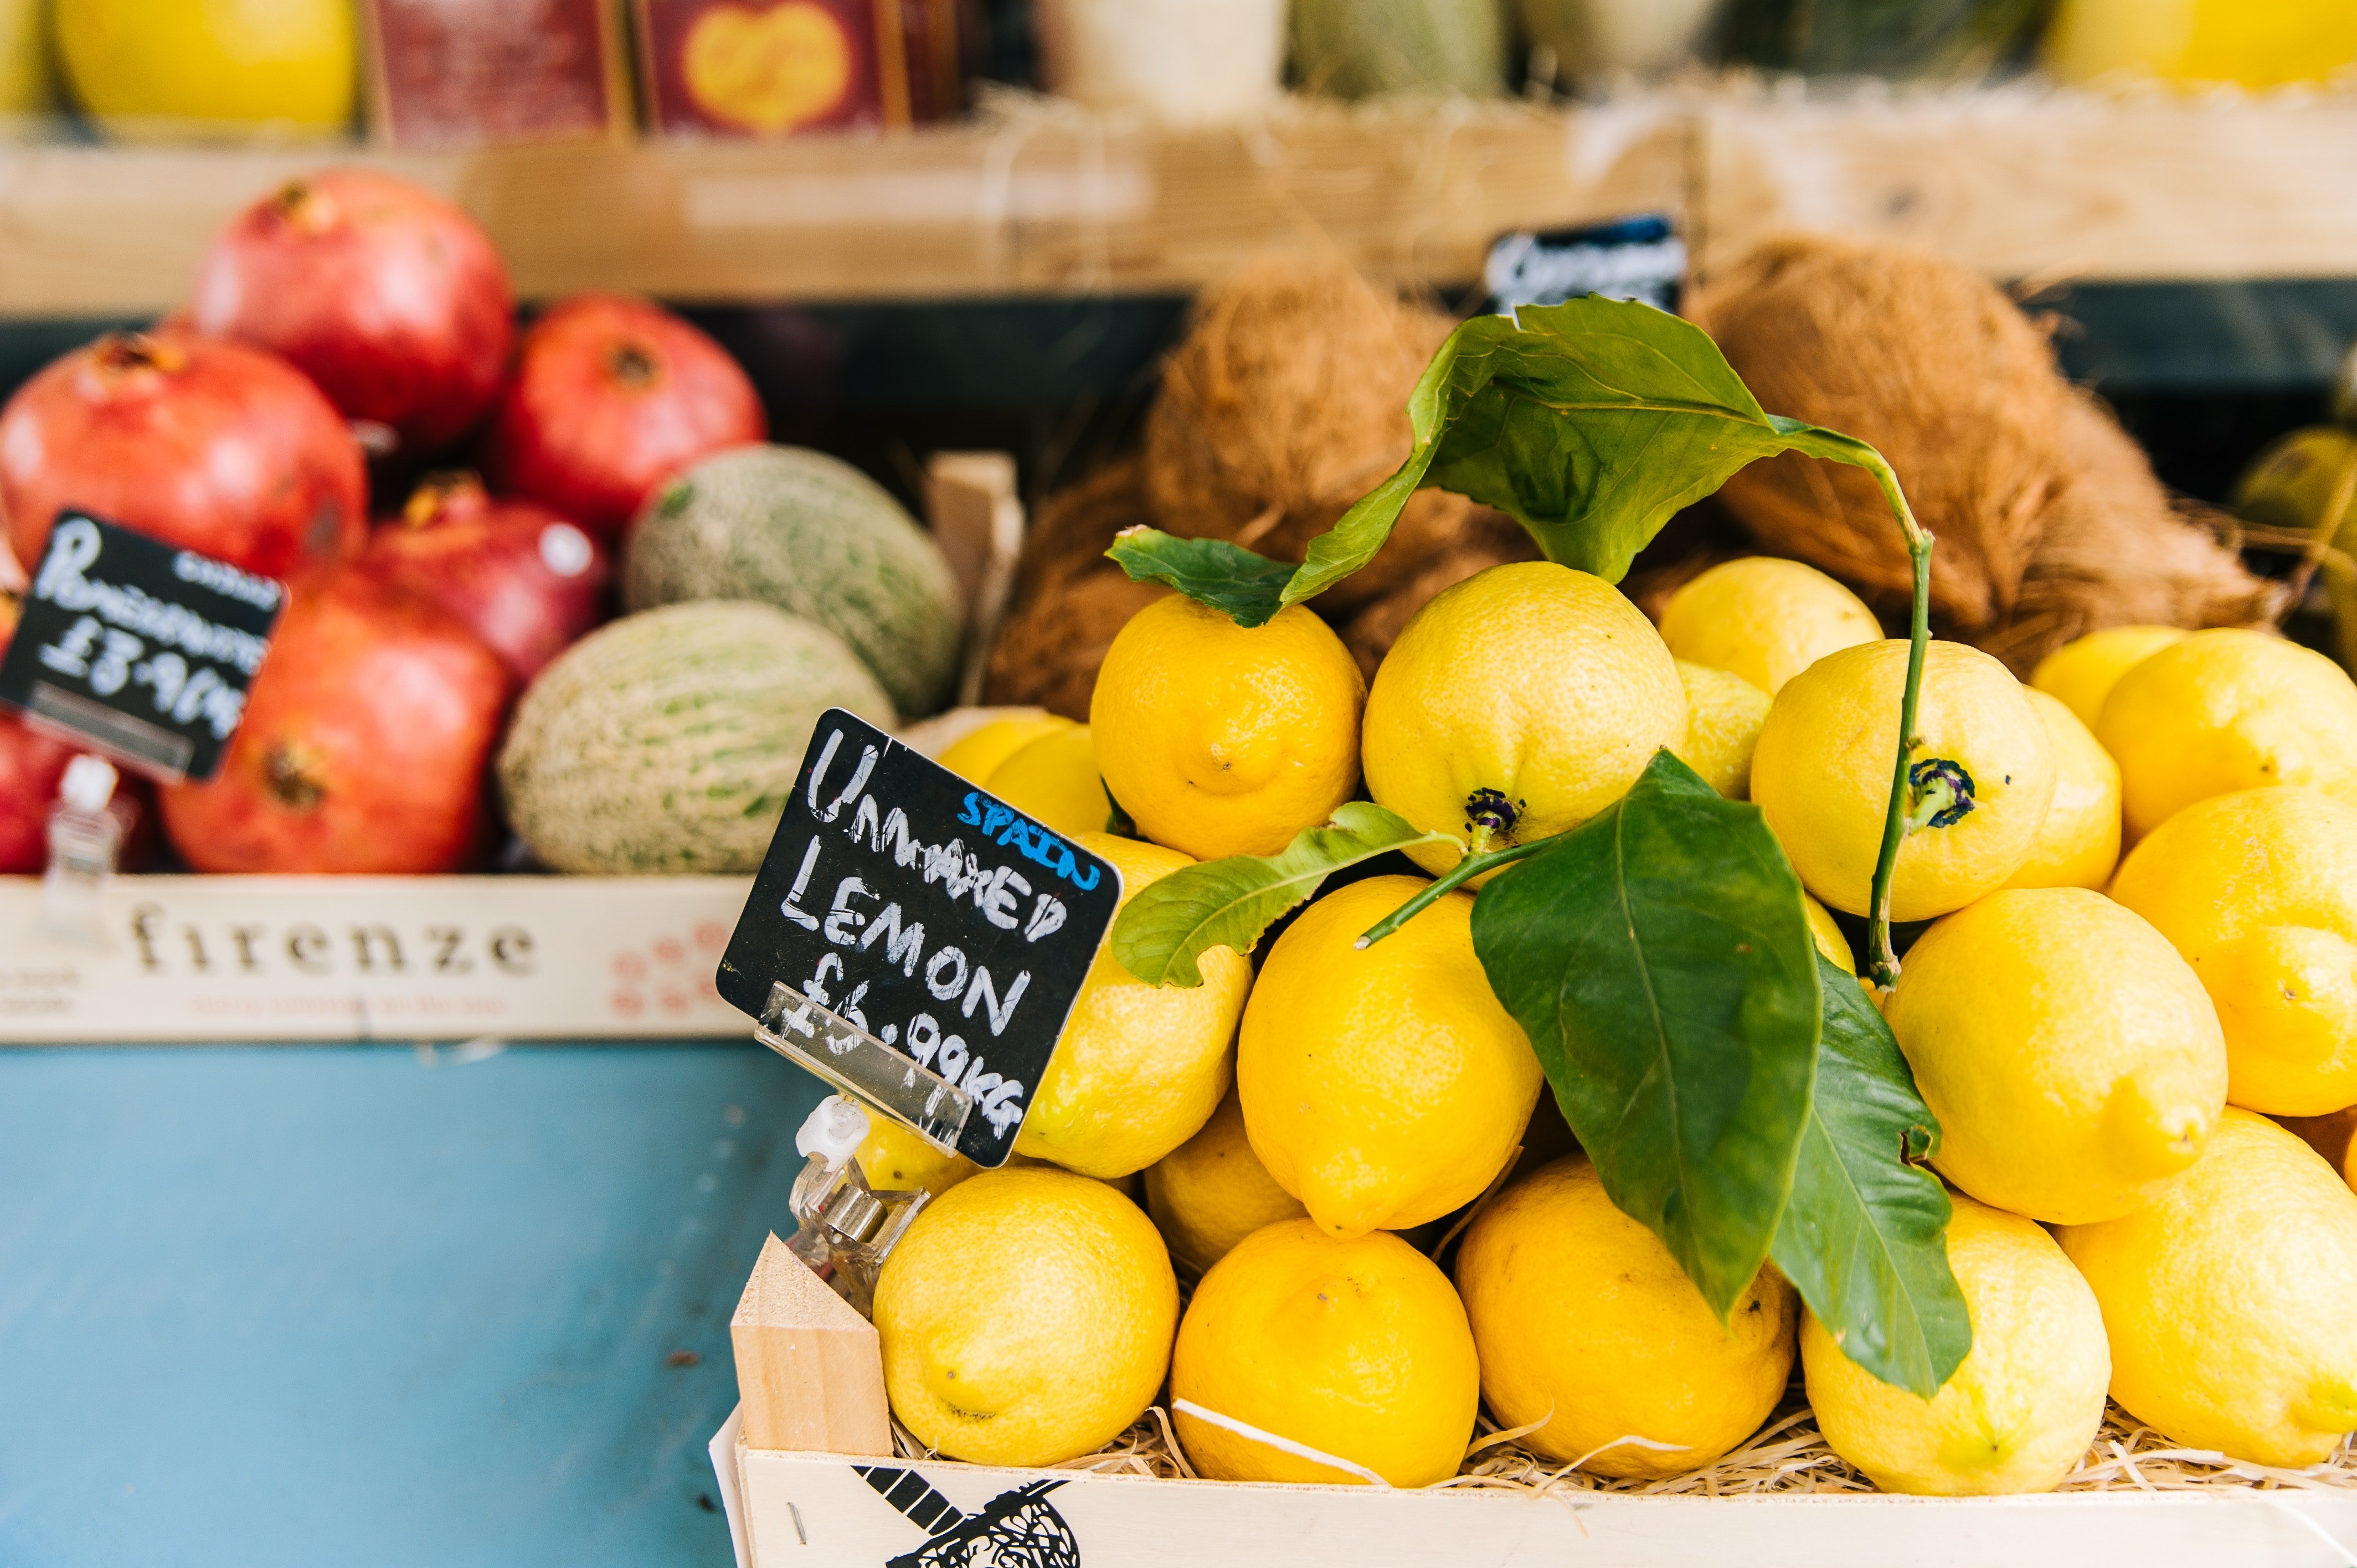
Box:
857 554 2357 1497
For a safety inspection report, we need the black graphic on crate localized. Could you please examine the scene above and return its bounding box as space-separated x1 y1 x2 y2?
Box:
857 1464 1080 1567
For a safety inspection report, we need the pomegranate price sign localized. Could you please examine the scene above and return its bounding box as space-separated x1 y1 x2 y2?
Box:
717 709 1121 1166
0 512 284 782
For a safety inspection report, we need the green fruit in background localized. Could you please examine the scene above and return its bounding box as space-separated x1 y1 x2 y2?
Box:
55 0 354 137
2233 425 2357 538
496 601 896 876
2233 425 2357 676
624 445 965 720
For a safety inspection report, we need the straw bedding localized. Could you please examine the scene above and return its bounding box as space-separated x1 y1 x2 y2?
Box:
893 1401 2357 1498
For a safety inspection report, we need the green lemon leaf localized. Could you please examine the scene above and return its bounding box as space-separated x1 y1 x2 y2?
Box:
1470 750 1821 1319
1771 954 1971 1397
1285 298 1894 607
1110 803 1453 988
1104 526 1294 628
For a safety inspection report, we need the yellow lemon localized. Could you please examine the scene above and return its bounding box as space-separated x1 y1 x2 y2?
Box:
1143 1086 1307 1276
873 1165 1177 1466
1803 894 1856 976
984 724 1110 839
1015 833 1248 1178
1362 562 1686 878
2110 787 2357 1116
56 0 355 135
1090 595 1365 861
1454 1155 1797 1478
1658 555 1882 694
1672 661 1772 800
2097 628 2357 842
1753 639 2056 922
1804 1193 2108 1496
936 709 1075 784
2001 688 2123 892
1238 875 1541 1239
2030 624 2188 731
856 1115 975 1199
1171 1219 1479 1487
2058 1108 2357 1467
1883 888 2227 1225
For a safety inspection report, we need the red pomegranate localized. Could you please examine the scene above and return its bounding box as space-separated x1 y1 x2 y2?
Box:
361 472 611 683
191 169 516 458
0 331 368 580
161 568 513 873
483 293 765 537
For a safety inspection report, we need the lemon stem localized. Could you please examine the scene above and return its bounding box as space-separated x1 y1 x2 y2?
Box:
1856 452 1935 989
1355 837 1553 950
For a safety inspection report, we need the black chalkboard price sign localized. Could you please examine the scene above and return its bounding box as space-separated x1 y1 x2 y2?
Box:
717 709 1123 1167
0 512 284 782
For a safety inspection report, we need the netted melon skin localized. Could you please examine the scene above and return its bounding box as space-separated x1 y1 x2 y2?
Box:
624 445 964 719
498 600 895 875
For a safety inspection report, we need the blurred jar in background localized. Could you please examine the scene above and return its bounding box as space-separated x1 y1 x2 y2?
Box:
2047 0 2357 90
1035 0 1286 123
55 0 356 141
1517 0 1719 86
1289 0 1506 99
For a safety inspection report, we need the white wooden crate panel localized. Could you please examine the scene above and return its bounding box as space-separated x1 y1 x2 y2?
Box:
0 874 755 1041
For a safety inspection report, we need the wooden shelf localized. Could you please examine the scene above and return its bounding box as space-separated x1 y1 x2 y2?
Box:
0 87 2353 317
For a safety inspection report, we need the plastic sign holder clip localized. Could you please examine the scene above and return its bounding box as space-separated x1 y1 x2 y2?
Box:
781 1094 931 1316
753 978 973 1156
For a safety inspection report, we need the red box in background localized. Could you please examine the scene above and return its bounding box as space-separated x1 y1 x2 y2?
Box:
364 0 635 148
633 0 973 139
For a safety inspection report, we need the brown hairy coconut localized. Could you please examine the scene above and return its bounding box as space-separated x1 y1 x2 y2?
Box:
1691 234 2067 632
1142 256 1463 614
1689 233 2280 672
1975 391 2284 673
987 258 1524 713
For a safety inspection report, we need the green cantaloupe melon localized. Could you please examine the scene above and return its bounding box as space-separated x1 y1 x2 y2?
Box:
498 600 894 875
622 445 964 719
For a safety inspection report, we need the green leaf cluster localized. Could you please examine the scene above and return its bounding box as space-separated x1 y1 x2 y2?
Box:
1470 754 1967 1396
1105 297 1910 626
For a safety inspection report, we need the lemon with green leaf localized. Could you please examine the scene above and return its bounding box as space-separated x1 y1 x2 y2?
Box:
1752 639 2055 922
1237 875 1541 1238
1015 833 1249 1179
1455 1154 1797 1478
1805 1193 2108 1495
1090 594 1365 861
1362 561 1685 879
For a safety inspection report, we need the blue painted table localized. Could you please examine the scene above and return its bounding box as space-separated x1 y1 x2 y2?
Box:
0 1043 830 1567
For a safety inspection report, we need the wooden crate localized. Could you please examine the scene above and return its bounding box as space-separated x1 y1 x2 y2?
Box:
708 1422 2357 1568
712 1233 2357 1567
0 873 753 1041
